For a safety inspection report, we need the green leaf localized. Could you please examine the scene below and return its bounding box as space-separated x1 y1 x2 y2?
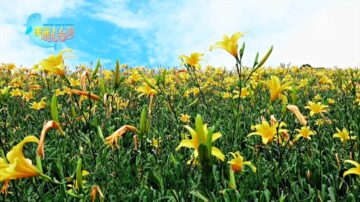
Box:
327 187 336 202
146 119 150 134
99 77 106 95
114 59 120 90
0 86 11 101
97 125 104 140
186 98 199 108
279 194 287 202
155 75 161 84
190 191 209 202
139 107 148 138
206 126 214 156
198 143 211 172
36 155 43 173
51 94 59 123
76 158 83 192
195 114 205 143
291 84 298 104
152 170 164 192
71 104 77 119
262 189 271 202
253 52 259 68
228 169 237 190
140 73 158 91
161 69 167 84
256 45 273 69
239 42 245 58
346 193 355 201
92 59 101 79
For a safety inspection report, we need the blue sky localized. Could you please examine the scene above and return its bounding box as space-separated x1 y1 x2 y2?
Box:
0 0 359 69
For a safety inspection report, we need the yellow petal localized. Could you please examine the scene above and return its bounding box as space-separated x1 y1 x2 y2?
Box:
7 136 38 164
211 147 225 161
227 159 237 165
343 167 360 177
247 132 261 137
3 136 39 180
0 160 16 181
229 152 237 159
82 170 90 176
231 32 244 42
344 160 360 167
176 139 194 151
262 137 270 145
333 134 340 138
212 132 222 142
243 161 257 173
184 125 197 140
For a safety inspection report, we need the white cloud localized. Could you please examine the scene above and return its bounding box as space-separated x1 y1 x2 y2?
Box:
1 0 359 68
275 1 360 67
93 0 147 29
93 0 360 68
0 0 84 66
0 22 50 67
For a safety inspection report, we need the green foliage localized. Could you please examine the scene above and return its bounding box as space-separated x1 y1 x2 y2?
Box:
0 60 359 201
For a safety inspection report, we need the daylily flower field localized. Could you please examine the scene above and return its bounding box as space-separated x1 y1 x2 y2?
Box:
0 33 360 201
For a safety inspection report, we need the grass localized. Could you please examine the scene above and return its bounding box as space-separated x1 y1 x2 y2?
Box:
0 46 359 201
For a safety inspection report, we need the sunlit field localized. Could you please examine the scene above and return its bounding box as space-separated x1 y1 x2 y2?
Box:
0 32 359 201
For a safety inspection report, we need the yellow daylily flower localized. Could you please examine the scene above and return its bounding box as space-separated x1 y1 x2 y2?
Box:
228 151 256 173
190 87 200 96
298 78 308 88
294 126 316 141
3 63 16 71
54 89 65 96
248 120 287 145
223 92 231 99
150 137 161 150
128 70 142 83
29 84 41 91
102 70 113 80
305 101 328 116
36 49 72 77
136 83 157 97
114 96 129 110
176 121 225 161
136 79 157 97
333 128 356 144
10 88 22 97
179 52 204 67
318 75 332 85
30 97 46 110
0 136 40 191
343 160 360 177
136 77 157 97
70 78 80 87
180 114 191 123
327 98 335 105
22 91 33 102
314 94 322 101
210 32 245 58
233 87 250 99
63 87 72 95
265 76 292 103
